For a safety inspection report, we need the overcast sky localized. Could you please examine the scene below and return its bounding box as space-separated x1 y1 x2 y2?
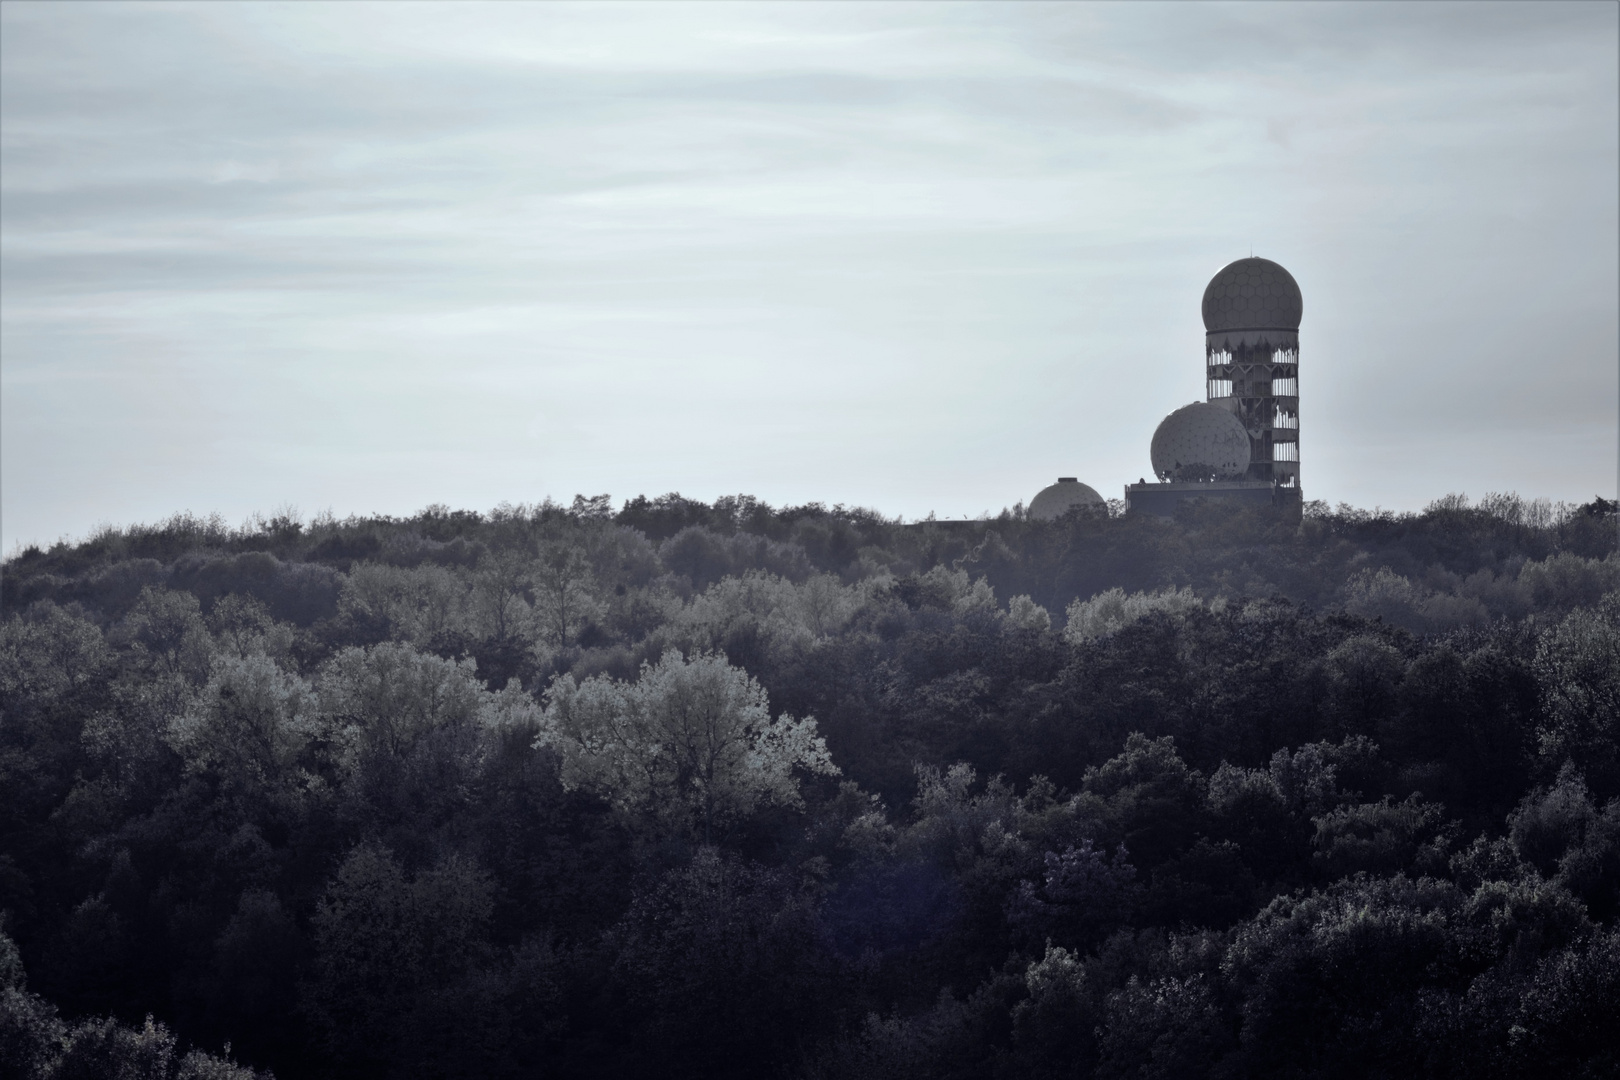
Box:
3 1 1616 550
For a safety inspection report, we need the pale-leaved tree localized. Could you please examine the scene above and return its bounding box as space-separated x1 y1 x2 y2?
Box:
1006 595 1052 633
1063 586 1203 644
339 562 468 647
539 650 839 841
167 653 319 799
125 585 214 681
468 547 536 645
1535 594 1620 790
208 593 296 663
665 571 869 659
318 642 487 767
532 540 600 647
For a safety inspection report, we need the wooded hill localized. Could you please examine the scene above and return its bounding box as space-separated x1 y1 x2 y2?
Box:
2 492 1617 1079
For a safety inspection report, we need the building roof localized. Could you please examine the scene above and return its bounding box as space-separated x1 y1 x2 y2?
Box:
1029 477 1105 521
1201 257 1302 334
1150 402 1252 482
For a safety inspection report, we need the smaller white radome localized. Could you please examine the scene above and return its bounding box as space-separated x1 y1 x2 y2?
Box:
1029 477 1105 521
1150 403 1251 482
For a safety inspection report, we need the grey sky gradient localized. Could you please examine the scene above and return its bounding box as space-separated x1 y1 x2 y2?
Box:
3 1 1616 550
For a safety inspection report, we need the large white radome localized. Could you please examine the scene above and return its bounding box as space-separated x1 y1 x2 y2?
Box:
1150 403 1251 482
1029 478 1105 521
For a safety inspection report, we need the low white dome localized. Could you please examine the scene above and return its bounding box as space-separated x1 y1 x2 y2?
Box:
1029 477 1105 521
1150 403 1251 482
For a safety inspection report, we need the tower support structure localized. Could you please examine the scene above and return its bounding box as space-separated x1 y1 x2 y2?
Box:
1199 258 1304 500
1206 336 1298 490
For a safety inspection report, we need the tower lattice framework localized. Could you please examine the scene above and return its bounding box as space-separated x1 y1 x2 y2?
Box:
1201 258 1302 494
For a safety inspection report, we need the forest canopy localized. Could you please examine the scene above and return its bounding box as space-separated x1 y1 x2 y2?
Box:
2 491 1617 1079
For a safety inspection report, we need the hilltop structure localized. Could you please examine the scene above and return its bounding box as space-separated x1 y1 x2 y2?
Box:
1126 257 1305 516
1028 477 1105 521
1148 402 1252 483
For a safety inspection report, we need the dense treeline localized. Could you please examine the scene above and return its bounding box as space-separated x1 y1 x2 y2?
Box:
1 491 1617 1079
